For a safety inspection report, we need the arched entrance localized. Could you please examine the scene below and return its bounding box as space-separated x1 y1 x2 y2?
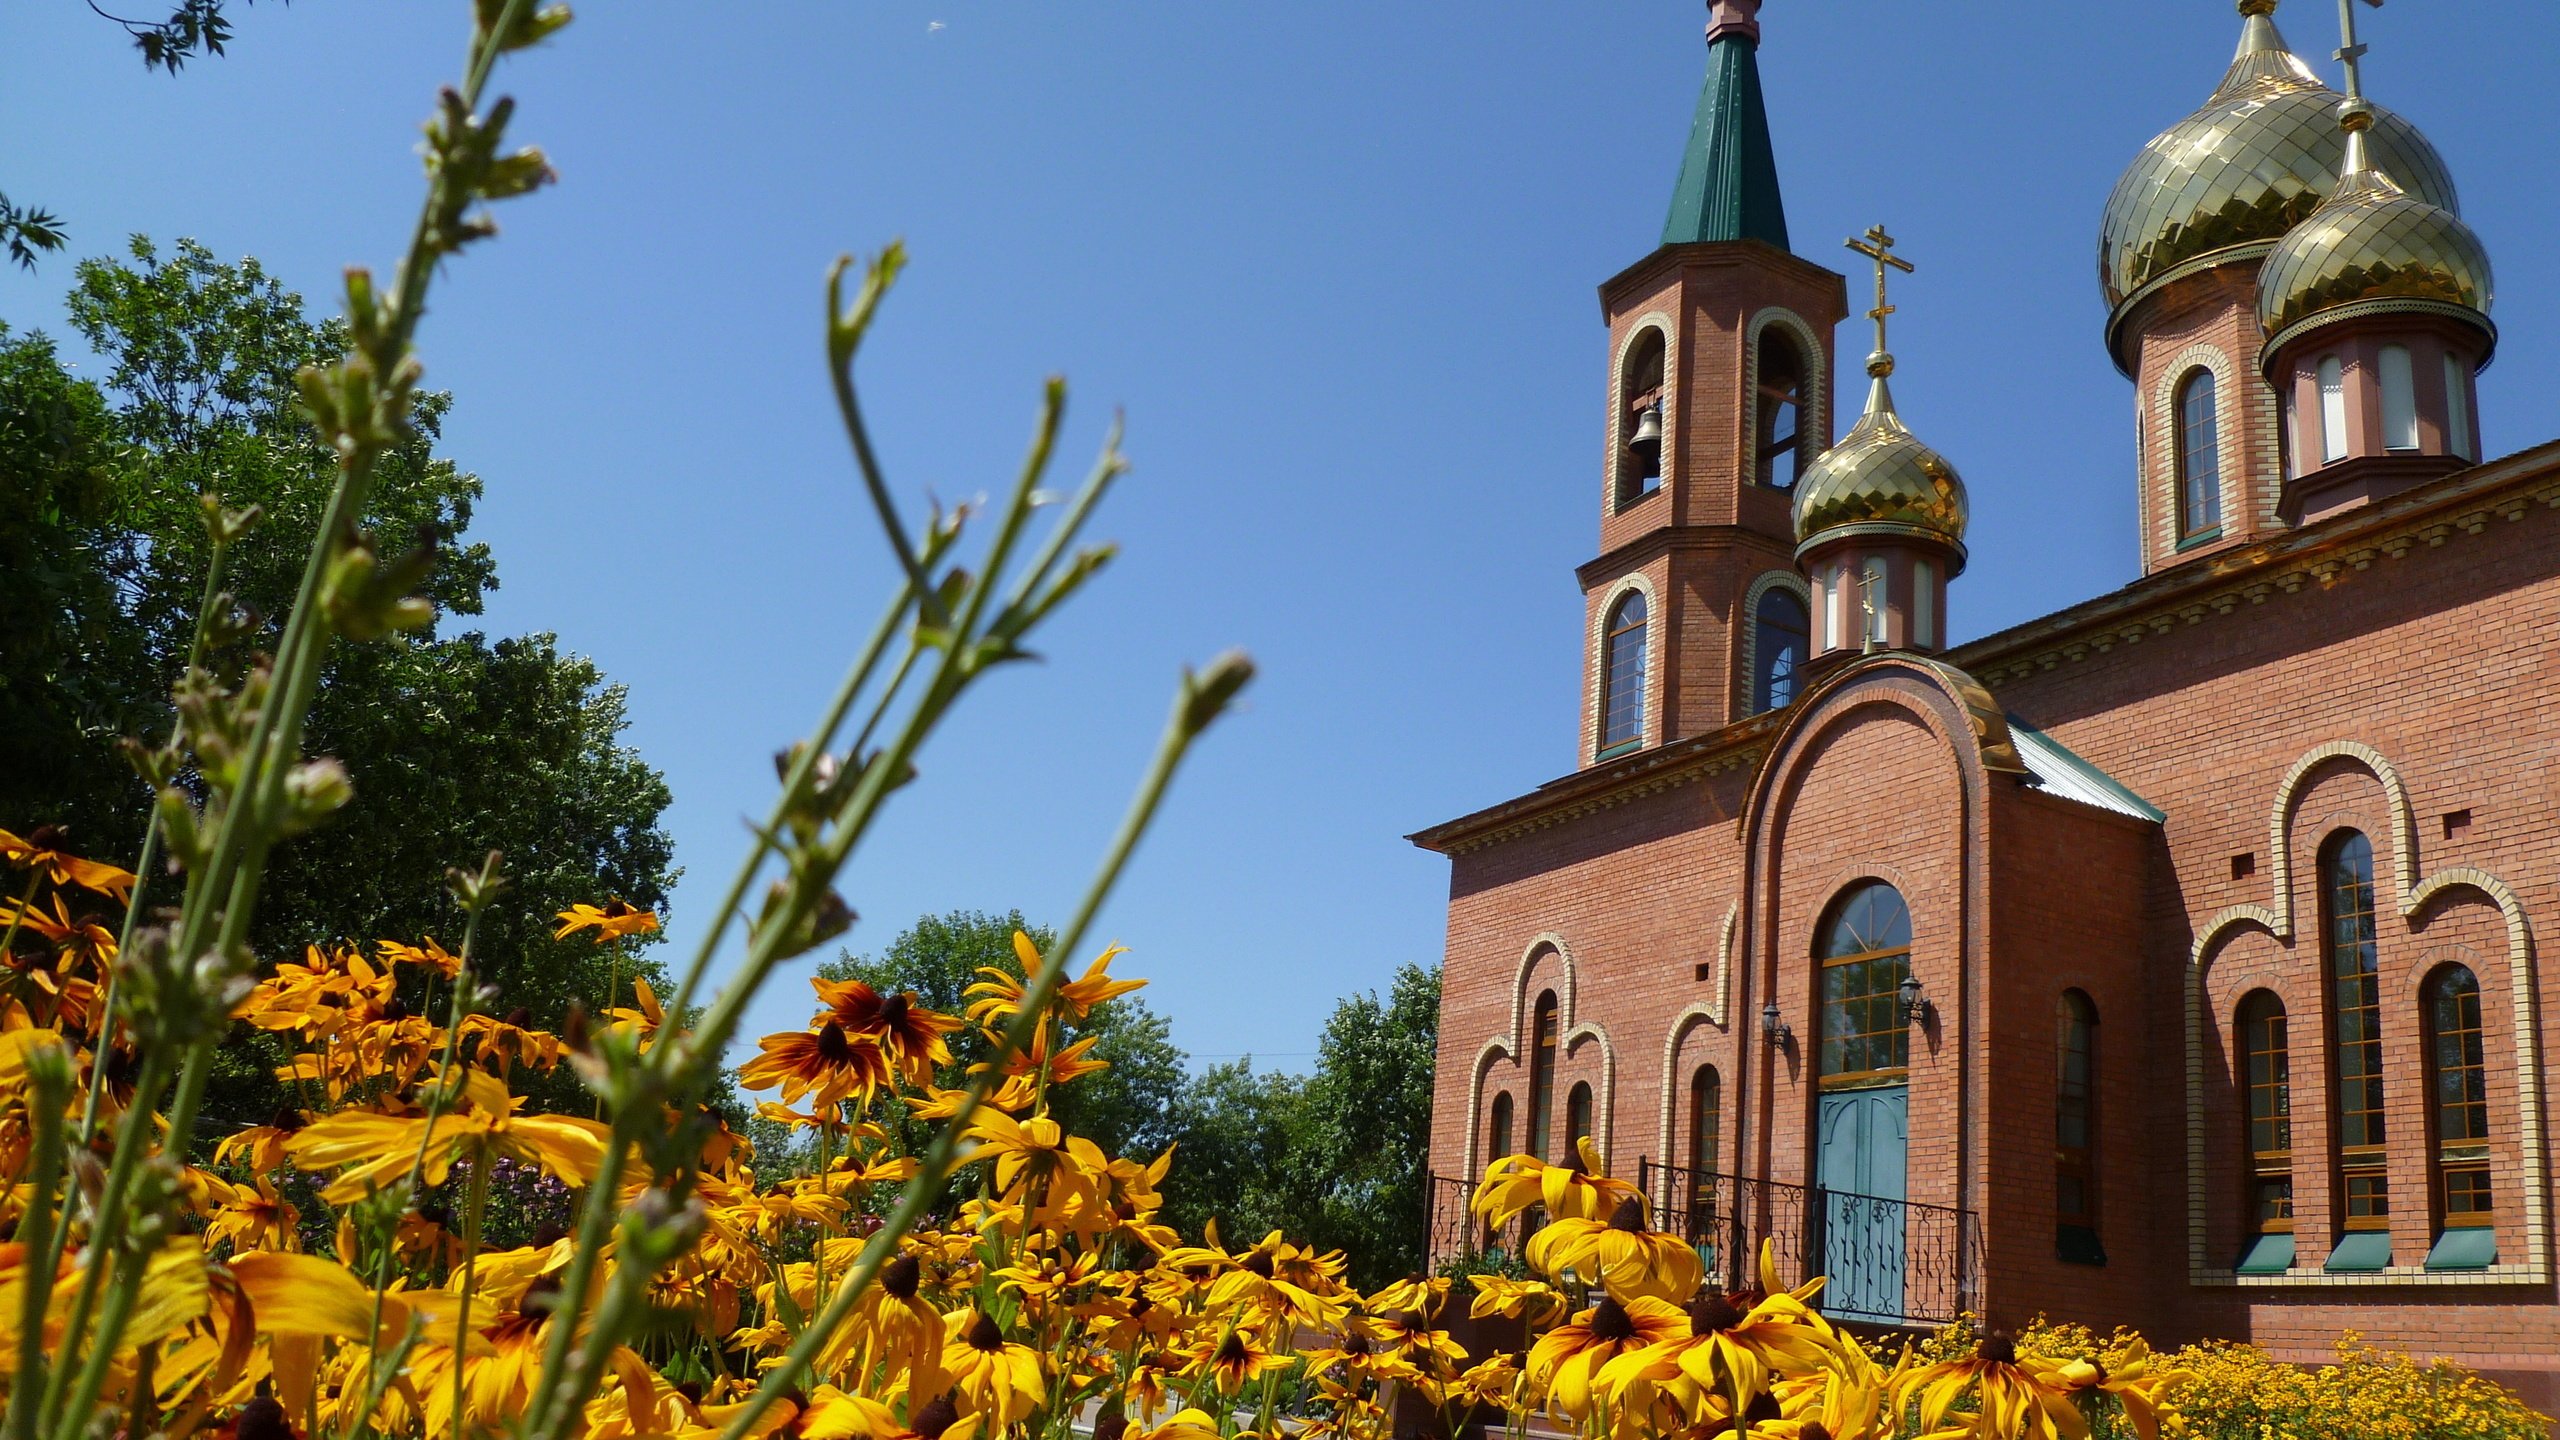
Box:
1814 880 1911 1321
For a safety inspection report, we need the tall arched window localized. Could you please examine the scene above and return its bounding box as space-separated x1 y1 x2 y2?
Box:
2424 964 2493 1247
1818 882 1912 1086
1686 1065 1721 1240
1755 329 1805 490
2323 830 2389 1261
2176 368 2222 540
2379 344 2418 451
2317 355 2348 463
1565 1082 1595 1158
2056 991 2102 1262
1599 592 1648 755
1488 1091 1514 1163
1752 587 1809 713
2237 991 2293 1272
1525 992 1559 1161
1617 328 1667 508
2443 352 2474 460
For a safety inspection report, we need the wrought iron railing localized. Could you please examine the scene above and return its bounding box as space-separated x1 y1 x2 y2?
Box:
1638 1159 1982 1327
1424 1172 1532 1267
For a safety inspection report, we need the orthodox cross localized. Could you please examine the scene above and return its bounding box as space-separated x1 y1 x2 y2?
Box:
1844 225 1915 362
2334 0 2383 103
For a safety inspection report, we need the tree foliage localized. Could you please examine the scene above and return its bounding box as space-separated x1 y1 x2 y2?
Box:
0 237 675 1115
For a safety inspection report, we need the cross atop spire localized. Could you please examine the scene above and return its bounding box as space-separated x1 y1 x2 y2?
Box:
1844 225 1915 379
2333 0 2381 105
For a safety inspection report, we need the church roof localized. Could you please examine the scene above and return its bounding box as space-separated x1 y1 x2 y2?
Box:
1661 7 1789 250
2005 717 2165 823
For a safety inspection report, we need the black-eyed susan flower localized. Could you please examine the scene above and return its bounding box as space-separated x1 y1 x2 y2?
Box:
0 826 136 900
553 900 660 943
1525 1294 1689 1422
1467 1274 1569 1329
798 1389 979 1440
1526 1194 1706 1303
2035 1335 2189 1440
811 977 962 1084
938 1310 1046 1423
960 1110 1108 1210
285 1066 611 1203
963 932 1144 1025
1472 1136 1646 1229
738 1020 893 1110
1180 1325 1292 1397
1897 1331 2084 1440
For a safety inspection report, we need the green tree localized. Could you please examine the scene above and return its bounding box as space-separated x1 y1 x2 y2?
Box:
1292 962 1440 1286
0 238 675 1116
1156 1059 1307 1246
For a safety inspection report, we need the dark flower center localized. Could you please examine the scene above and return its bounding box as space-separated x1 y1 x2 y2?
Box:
1588 1297 1637 1343
381 996 409 1022
603 900 637 919
911 1397 961 1438
1979 1334 2019 1366
1688 1293 1747 1333
1342 1332 1374 1357
1608 1196 1647 1232
815 1021 857 1064
879 993 911 1029
966 1313 1004 1351
1745 1392 1783 1424
504 1006 532 1028
882 1253 921 1299
1090 1413 1128 1440
28 825 67 850
1129 1298 1154 1321
1799 1425 1832 1440
1215 1332 1250 1364
1242 1251 1275 1279
234 1396 292 1440
269 1107 304 1133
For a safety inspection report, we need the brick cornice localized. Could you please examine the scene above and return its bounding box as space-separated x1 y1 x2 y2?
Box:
1408 714 1778 856
1948 436 2560 686
1573 523 1794 590
1596 240 1846 320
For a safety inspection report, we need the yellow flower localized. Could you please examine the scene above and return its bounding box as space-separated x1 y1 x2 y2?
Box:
798 1388 979 1440
937 1310 1046 1423
1466 1274 1568 1328
960 1110 1108 1210
963 931 1145 1025
1179 1325 1292 1396
285 1067 612 1203
1525 1294 1689 1422
1472 1136 1645 1229
810 977 962 1085
553 900 660 943
738 1021 893 1110
2036 1335 2189 1440
1898 1332 2085 1440
1627 1239 1839 1408
1524 1193 1705 1302
0 825 136 899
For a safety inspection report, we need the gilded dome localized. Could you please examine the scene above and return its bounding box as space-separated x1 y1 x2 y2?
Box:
2097 3 2456 315
1792 374 1968 553
2256 149 2494 352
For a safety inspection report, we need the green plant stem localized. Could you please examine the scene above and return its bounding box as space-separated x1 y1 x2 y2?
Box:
451 1152 493 1440
5 1052 71 1440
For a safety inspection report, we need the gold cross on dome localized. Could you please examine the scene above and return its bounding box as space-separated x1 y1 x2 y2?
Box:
1844 224 1915 359
2335 0 2385 104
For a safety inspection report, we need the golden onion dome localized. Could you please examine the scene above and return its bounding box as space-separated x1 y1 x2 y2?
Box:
2098 1 2456 320
1792 364 1968 555
2256 121 2494 356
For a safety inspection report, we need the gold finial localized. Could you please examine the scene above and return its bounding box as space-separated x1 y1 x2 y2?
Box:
2237 0 2278 17
1844 225 1915 379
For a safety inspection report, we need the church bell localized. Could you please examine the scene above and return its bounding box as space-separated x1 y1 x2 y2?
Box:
1627 403 1664 471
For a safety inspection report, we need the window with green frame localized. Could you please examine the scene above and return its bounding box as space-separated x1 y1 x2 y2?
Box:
2323 831 2388 1236
1818 882 1911 1088
2426 963 2494 1267
2236 990 2293 1272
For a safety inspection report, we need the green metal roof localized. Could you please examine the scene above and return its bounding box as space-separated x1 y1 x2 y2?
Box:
2004 716 2166 823
1662 30 1790 250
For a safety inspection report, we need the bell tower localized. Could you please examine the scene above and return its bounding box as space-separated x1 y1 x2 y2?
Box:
1577 0 1848 768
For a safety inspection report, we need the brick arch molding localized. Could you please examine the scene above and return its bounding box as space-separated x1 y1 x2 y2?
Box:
1652 901 1739 1194
1585 573 1665 761
1607 311 1679 507
2184 741 2549 1286
1464 933 1581 1183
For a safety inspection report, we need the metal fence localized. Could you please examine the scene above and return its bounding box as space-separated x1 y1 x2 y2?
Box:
1638 1159 1982 1327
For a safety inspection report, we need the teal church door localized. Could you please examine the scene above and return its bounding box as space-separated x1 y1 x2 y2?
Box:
1816 1085 1908 1323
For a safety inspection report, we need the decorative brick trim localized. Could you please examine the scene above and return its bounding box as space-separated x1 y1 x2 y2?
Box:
1735 570 1812 719
1607 313 1678 510
1462 935 1580 1182
1584 573 1665 764
1746 307 1831 458
2182 743 2550 1287
1563 1020 1619 1161
1652 902 1739 1191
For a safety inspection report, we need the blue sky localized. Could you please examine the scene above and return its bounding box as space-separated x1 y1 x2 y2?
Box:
6 2 2554 1072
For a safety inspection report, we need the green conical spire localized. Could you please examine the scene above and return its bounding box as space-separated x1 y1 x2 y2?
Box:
1662 1 1789 250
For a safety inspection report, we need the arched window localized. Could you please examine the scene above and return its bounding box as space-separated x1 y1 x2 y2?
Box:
1912 558 1936 649
1599 591 1648 755
1488 1091 1514 1163
1525 991 1559 1161
2323 831 2389 1254
1686 1065 1721 1240
1755 329 1805 490
2379 344 2418 451
1565 1081 1595 1158
2237 990 2293 1272
2318 355 2348 463
2176 368 2222 540
2056 991 2102 1262
2443 352 2473 460
1817 882 1912 1087
1617 328 1667 508
1751 587 1809 713
2425 965 2493 1241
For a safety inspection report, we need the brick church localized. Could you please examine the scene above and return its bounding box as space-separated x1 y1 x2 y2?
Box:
1413 0 2560 1403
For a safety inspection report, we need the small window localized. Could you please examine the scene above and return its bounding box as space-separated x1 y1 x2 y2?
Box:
2176 368 2223 538
1526 991 1559 1161
1817 882 1912 1087
2283 390 2301 481
1686 1066 1721 1243
1565 1081 1595 1156
1617 328 1668 508
2443 352 2473 461
1599 591 1648 754
2318 355 2348 463
2425 965 2493 1243
2323 831 2388 1231
1755 329 1805 490
2238 990 2293 1256
2056 991 2103 1263
2379 345 2418 451
1751 587 1809 714
1488 1091 1514 1163
1912 558 1936 649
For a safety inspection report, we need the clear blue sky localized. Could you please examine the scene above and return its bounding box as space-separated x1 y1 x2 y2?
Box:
6 3 2554 1071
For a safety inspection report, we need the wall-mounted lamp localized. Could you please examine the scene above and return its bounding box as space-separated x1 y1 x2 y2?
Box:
1760 1001 1793 1047
1898 974 1929 1024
